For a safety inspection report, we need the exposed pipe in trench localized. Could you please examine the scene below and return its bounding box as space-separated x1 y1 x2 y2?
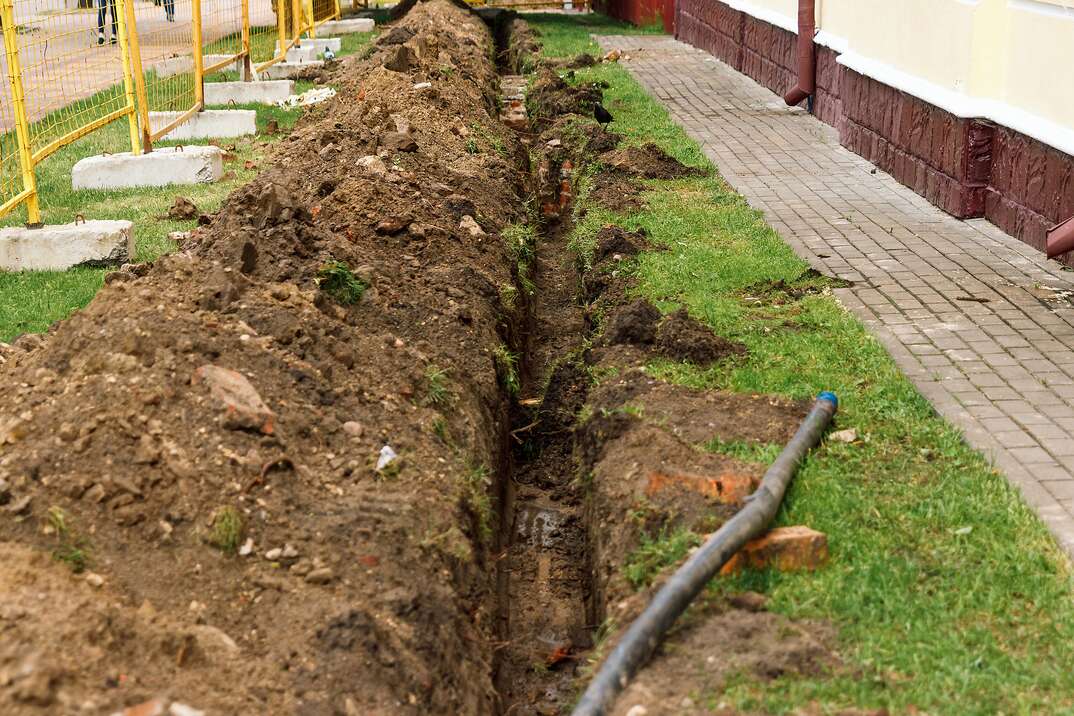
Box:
570 392 839 716
1046 216 1074 260
783 0 816 108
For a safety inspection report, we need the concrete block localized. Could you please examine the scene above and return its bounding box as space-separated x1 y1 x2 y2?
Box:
317 18 374 35
203 53 243 74
276 37 341 55
150 109 257 140
257 61 325 80
204 80 295 105
151 56 193 78
0 220 133 271
72 146 223 190
284 45 318 63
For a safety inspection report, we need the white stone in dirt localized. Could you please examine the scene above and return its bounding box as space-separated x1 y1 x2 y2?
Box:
264 547 283 560
239 537 254 556
356 155 387 177
318 17 375 35
0 220 133 272
150 109 256 140
204 79 295 106
459 215 485 237
258 60 325 80
169 704 206 716
72 146 223 190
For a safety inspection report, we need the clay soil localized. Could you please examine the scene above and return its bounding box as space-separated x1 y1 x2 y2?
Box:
0 5 827 715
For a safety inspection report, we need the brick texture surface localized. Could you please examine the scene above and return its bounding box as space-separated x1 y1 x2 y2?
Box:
597 35 1074 559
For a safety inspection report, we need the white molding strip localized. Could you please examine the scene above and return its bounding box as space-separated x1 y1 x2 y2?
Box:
837 50 1074 158
724 0 796 33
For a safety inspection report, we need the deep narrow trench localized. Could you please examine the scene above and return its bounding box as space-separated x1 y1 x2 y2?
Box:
484 18 598 712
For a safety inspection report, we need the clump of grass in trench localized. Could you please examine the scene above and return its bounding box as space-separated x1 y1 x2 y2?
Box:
47 506 91 573
462 463 494 543
494 344 521 397
424 365 451 406
207 506 244 556
316 260 366 305
531 13 1074 714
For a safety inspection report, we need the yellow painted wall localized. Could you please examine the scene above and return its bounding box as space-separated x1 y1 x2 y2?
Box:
734 0 1074 144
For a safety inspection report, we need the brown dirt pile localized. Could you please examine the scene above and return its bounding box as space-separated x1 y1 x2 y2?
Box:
0 2 531 714
601 142 705 180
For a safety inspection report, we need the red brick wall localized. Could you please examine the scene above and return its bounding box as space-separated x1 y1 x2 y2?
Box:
673 0 1074 259
596 0 676 33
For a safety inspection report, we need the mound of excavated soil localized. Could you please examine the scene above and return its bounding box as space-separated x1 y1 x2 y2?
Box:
528 69 604 130
600 298 745 365
601 142 705 180
0 2 531 713
656 308 747 364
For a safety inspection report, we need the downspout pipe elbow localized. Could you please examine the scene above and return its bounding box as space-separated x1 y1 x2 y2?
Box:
1046 216 1074 259
783 0 816 107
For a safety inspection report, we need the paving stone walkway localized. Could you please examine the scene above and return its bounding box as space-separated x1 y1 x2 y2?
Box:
596 34 1074 558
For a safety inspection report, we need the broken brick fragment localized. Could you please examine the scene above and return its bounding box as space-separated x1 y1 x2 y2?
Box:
193 364 276 435
720 525 828 575
645 469 757 504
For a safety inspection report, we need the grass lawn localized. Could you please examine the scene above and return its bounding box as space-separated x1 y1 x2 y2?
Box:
0 29 374 343
526 12 1074 715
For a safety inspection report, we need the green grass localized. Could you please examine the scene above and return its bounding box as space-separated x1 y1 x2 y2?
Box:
529 14 1074 715
316 260 366 305
207 505 244 555
0 30 375 343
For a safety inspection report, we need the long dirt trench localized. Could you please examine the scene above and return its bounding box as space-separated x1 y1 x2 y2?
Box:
0 2 827 714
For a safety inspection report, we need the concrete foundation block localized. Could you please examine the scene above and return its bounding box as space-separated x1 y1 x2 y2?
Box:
203 54 243 74
276 37 341 55
71 146 223 190
317 18 374 35
284 45 318 63
257 61 325 80
150 109 257 140
204 80 295 105
152 56 193 78
0 220 133 271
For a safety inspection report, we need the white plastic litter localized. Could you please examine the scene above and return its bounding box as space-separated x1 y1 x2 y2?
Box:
276 87 337 110
376 444 398 471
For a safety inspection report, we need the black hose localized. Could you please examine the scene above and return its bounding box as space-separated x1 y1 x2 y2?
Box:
571 392 839 716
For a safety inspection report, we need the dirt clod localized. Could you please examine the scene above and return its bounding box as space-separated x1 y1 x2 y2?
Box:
601 142 704 180
655 308 746 364
166 196 198 220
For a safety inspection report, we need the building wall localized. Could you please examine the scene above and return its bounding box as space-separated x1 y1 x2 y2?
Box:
674 0 1074 261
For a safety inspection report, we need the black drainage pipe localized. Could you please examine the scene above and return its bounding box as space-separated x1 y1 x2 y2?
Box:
571 391 839 716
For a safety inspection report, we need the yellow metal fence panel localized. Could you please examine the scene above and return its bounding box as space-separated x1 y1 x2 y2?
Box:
248 0 285 72
201 0 244 74
0 0 38 222
129 0 199 141
10 0 139 164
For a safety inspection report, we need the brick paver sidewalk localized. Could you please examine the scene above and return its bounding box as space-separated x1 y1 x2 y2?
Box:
596 35 1074 557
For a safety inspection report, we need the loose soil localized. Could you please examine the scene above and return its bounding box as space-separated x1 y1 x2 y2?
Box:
0 6 833 714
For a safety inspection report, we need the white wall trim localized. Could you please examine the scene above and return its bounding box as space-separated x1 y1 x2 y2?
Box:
837 50 1074 158
724 0 796 33
1008 0 1074 20
813 29 848 54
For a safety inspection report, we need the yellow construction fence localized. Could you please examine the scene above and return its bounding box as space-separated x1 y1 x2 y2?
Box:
0 0 340 225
